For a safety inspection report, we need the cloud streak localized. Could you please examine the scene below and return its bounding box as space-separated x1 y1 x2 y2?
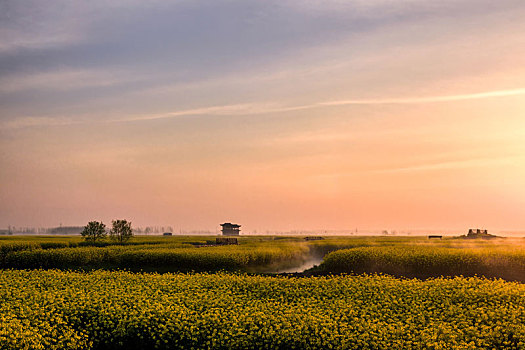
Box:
311 155 525 180
0 69 142 93
317 88 525 107
118 87 525 122
371 155 525 174
2 87 525 130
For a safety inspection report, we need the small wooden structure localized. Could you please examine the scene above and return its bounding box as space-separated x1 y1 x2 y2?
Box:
221 223 241 236
428 235 442 239
216 237 238 245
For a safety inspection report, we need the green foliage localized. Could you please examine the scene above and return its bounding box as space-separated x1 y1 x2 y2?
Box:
109 219 133 243
320 245 525 280
1 235 525 279
81 221 107 243
1 270 525 349
0 241 308 272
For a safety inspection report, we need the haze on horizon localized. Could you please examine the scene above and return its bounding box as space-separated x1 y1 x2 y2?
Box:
1 0 525 233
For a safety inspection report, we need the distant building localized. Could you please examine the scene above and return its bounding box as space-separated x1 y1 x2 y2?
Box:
221 223 240 236
465 228 497 239
468 229 488 236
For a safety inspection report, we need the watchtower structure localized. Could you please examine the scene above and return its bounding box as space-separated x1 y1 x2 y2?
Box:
221 223 241 236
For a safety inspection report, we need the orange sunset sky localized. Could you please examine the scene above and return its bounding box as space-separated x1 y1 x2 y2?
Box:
1 1 525 233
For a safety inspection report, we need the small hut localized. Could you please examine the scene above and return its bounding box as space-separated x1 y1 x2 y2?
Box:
221 223 241 236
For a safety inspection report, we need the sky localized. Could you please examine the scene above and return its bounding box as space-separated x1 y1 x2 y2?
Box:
1 0 525 233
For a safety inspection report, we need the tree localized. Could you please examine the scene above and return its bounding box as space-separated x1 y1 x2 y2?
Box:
110 219 133 243
81 221 106 243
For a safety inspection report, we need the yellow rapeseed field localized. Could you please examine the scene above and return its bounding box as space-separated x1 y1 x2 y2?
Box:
1 270 524 349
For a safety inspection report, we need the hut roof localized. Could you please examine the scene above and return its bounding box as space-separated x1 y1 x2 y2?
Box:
221 223 241 228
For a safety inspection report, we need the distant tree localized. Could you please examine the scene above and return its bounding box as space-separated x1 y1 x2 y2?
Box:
81 221 107 243
110 219 133 243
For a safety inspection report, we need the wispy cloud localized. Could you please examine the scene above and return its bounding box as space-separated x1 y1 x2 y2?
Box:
317 88 525 107
0 69 141 93
118 87 525 122
371 155 525 174
0 116 79 129
3 87 525 130
312 154 525 180
110 104 265 123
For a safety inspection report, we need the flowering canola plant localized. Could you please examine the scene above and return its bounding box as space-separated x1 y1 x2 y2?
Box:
320 245 525 280
1 270 524 349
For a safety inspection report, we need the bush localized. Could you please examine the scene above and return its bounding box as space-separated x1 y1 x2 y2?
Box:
81 221 107 243
109 220 133 243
